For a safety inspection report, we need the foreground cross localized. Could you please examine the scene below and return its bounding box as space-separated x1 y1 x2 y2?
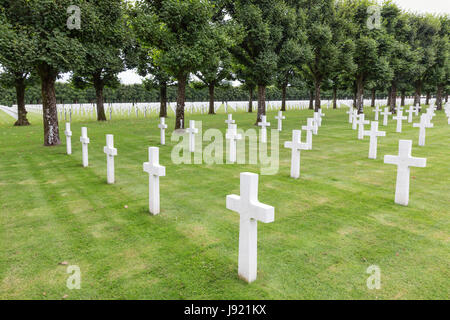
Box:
158 117 168 145
357 114 370 140
301 118 314 149
226 124 242 163
413 114 433 146
186 120 198 152
143 147 166 215
381 107 392 126
226 173 275 283
406 106 414 123
65 123 72 155
393 110 407 133
258 115 270 143
363 121 386 159
80 127 90 167
275 110 285 131
284 130 309 178
384 140 427 206
103 134 118 184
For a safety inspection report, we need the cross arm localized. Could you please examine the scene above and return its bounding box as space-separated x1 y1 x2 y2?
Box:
250 201 275 223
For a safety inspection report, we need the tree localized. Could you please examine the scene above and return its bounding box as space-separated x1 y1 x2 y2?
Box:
71 0 126 121
133 0 228 129
0 14 37 126
431 15 450 110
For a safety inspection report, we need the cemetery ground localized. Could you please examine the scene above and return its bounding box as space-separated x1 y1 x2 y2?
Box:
0 106 448 300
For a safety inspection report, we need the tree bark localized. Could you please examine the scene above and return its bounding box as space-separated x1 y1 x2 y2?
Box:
401 90 406 106
314 78 321 111
309 90 314 110
93 74 107 121
445 93 448 103
436 85 443 110
389 82 397 113
414 80 422 106
14 77 30 126
256 85 266 125
356 74 364 114
371 88 376 107
281 84 287 111
208 84 215 114
426 91 431 105
332 86 337 109
160 82 167 118
248 87 253 113
37 63 60 146
387 87 391 107
175 73 187 129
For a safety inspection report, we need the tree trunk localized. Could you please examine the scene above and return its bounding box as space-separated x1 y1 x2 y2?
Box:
208 84 215 114
371 88 376 107
387 87 392 107
248 87 253 113
389 82 397 113
436 85 443 110
445 93 448 103
414 80 422 106
281 84 287 111
160 82 167 118
37 63 60 146
400 90 406 106
175 73 187 129
332 86 337 109
256 85 266 125
426 91 431 105
93 75 107 121
356 74 364 114
14 77 30 126
314 78 321 112
309 90 314 110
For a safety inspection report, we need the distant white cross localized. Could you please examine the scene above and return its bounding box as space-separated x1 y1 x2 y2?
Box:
80 127 90 167
346 107 353 123
393 110 407 133
414 104 420 116
225 114 235 129
384 140 426 206
356 113 370 140
65 123 72 155
406 106 415 123
381 107 392 126
413 114 433 146
226 172 275 283
284 130 310 178
373 105 381 121
301 118 314 150
275 110 285 131
258 115 270 143
363 121 385 159
226 124 242 163
314 112 322 127
352 110 358 130
158 117 168 145
186 120 198 152
103 134 118 184
143 147 166 215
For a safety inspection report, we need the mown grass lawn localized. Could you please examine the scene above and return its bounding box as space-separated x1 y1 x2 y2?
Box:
0 105 449 300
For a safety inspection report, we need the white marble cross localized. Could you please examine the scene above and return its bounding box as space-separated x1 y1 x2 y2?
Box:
381 107 392 126
357 114 370 140
226 172 275 283
406 106 414 123
225 114 235 129
284 130 309 178
414 104 420 116
346 107 353 123
275 110 285 131
143 147 166 215
65 123 72 155
373 105 381 121
301 118 314 150
258 115 270 143
314 112 322 127
158 117 168 145
103 134 118 184
363 121 386 159
352 110 358 130
413 114 433 146
393 110 407 133
384 140 426 206
186 120 198 152
80 127 90 167
226 124 242 163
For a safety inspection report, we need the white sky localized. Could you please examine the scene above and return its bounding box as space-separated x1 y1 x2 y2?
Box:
59 0 449 85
